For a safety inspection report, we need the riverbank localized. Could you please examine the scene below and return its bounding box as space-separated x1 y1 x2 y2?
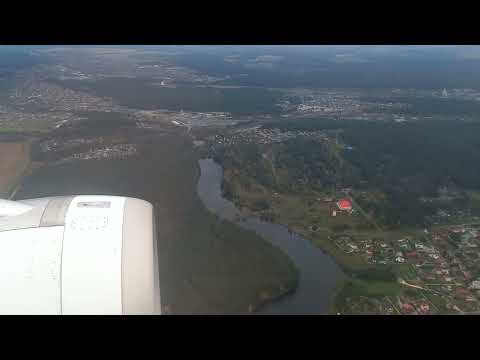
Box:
197 158 343 314
212 158 416 314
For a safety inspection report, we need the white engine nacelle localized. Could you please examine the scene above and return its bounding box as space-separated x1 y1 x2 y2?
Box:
0 195 161 315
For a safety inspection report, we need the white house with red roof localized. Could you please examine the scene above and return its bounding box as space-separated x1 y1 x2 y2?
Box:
337 198 353 212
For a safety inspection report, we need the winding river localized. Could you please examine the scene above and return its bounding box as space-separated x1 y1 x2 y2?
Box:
197 159 344 314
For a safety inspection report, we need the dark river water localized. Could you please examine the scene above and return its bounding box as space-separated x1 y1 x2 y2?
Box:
197 159 344 314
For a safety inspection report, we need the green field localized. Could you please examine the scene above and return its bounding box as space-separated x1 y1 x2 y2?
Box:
222 172 384 271
333 278 404 314
15 132 298 314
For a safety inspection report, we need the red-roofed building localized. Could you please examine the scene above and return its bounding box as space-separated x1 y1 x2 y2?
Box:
337 199 352 211
406 251 418 258
463 271 472 280
402 303 415 314
455 287 470 300
419 303 430 314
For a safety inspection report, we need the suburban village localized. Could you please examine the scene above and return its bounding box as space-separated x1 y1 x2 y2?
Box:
329 196 480 314
206 126 329 146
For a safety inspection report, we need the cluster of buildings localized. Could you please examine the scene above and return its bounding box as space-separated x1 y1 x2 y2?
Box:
207 126 328 146
432 88 480 101
170 110 234 128
54 65 93 81
274 90 412 118
61 144 137 162
296 103 338 113
275 92 361 115
334 234 441 266
9 80 118 113
336 224 480 314
272 87 480 122
342 293 435 315
39 137 105 153
133 62 225 84
0 104 85 132
428 208 479 225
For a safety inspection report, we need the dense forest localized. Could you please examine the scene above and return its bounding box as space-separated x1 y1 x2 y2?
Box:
341 120 480 226
263 119 480 193
214 138 361 195
213 143 276 192
273 138 361 191
218 118 480 227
